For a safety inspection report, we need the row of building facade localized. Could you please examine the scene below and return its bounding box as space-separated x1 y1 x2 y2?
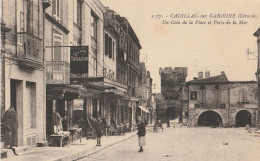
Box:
183 72 258 127
160 69 258 128
160 26 260 128
181 28 260 128
1 0 156 147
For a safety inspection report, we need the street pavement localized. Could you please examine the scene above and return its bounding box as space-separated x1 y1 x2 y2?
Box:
77 126 260 161
2 132 136 161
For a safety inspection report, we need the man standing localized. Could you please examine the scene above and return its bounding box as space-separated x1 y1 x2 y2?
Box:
3 105 18 155
166 118 170 128
101 117 107 136
53 111 62 134
137 116 146 152
62 116 69 131
94 115 103 146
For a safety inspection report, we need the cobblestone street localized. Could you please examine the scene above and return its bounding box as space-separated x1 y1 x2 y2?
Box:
78 126 260 161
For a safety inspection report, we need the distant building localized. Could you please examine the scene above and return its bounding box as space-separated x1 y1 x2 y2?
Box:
185 72 258 127
137 63 156 124
159 67 188 100
159 67 188 120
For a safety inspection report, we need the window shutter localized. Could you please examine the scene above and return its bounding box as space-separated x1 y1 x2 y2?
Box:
202 90 206 103
59 0 62 24
112 41 115 60
109 37 112 58
239 91 243 102
243 92 247 102
52 0 56 16
77 0 81 25
105 34 108 55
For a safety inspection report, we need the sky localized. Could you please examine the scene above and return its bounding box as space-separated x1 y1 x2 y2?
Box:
100 0 260 93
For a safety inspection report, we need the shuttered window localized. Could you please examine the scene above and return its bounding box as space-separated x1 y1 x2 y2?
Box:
53 33 63 61
239 91 247 103
109 37 112 58
105 33 109 56
213 90 221 104
53 0 61 22
73 0 81 25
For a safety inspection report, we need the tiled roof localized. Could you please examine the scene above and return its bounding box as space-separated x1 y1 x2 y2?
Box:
186 74 229 84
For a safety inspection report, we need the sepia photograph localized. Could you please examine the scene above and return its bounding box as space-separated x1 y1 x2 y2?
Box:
0 0 260 160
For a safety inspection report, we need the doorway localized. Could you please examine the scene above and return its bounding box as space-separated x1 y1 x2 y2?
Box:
198 111 222 127
235 110 251 127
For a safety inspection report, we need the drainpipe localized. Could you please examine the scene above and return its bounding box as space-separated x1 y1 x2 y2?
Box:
42 4 47 141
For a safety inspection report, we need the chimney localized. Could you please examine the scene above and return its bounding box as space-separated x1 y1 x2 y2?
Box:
205 71 210 78
198 72 203 79
221 71 225 75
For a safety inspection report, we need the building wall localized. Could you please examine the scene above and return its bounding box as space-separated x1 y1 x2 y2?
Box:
187 82 257 127
229 83 257 126
81 0 105 77
45 4 69 62
104 9 141 89
254 27 260 125
103 28 117 79
2 0 46 146
160 67 188 100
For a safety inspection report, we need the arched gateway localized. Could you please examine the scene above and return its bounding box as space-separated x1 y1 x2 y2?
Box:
235 110 251 127
198 111 223 127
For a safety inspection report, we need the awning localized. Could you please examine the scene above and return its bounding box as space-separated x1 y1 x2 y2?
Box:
85 82 116 91
138 106 150 113
46 84 83 101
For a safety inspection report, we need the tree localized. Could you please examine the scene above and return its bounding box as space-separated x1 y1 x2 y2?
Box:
154 94 167 122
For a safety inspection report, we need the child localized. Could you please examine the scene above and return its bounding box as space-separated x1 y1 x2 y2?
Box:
94 115 103 146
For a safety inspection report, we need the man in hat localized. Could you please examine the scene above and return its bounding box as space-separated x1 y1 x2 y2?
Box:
3 105 18 155
94 115 103 146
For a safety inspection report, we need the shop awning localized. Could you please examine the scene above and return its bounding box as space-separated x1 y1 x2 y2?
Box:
138 106 150 113
85 82 116 91
46 84 83 101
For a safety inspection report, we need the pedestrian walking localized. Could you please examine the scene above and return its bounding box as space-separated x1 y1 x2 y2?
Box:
94 115 103 146
3 105 19 155
102 117 107 136
166 118 170 128
137 116 146 152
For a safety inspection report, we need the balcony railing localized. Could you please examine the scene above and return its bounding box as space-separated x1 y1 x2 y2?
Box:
127 87 143 97
102 67 117 82
17 32 43 68
194 103 226 109
46 61 70 84
230 102 249 108
134 87 143 97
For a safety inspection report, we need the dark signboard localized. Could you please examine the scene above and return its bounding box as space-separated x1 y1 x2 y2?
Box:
70 46 88 76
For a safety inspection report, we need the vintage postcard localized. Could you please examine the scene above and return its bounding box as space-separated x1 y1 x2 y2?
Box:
0 0 260 160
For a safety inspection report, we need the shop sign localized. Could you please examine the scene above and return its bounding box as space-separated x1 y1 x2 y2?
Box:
70 46 88 78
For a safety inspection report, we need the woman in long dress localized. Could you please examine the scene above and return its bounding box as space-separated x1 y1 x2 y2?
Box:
137 116 146 152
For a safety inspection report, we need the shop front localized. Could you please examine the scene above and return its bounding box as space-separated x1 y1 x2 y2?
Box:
46 85 82 142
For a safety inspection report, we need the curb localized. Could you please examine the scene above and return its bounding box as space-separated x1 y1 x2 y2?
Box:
52 134 136 161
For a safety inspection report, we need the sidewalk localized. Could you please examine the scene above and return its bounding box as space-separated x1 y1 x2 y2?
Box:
2 132 137 161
